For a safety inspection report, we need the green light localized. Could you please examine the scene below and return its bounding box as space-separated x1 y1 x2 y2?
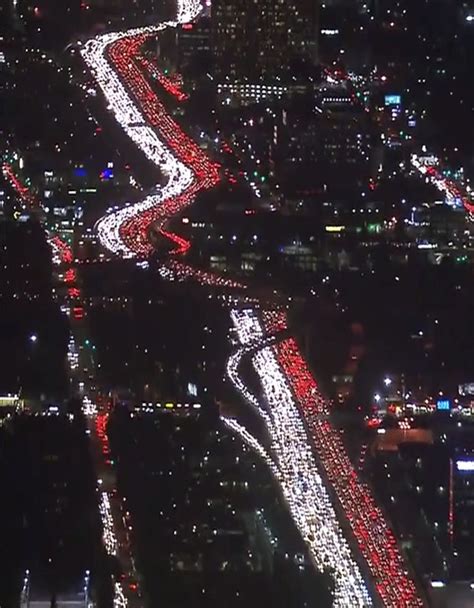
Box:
367 223 381 234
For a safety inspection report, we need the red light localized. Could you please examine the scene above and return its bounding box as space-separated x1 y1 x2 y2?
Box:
64 269 77 284
72 307 84 320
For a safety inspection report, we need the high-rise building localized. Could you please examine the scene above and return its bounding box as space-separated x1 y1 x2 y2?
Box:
211 0 319 81
274 91 373 195
451 455 474 578
177 16 211 75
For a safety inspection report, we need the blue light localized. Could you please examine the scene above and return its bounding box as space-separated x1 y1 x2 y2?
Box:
436 399 450 411
74 167 87 177
100 168 114 180
385 94 401 106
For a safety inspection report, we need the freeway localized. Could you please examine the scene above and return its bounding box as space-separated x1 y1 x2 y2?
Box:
2 163 73 265
80 0 219 259
68 332 142 607
411 154 474 216
79 1 426 606
229 309 372 606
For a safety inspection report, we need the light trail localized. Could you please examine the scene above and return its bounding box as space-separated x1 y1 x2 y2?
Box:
2 163 73 264
220 416 279 478
80 0 219 258
113 582 128 608
70 342 140 607
226 345 268 421
226 318 287 426
2 163 38 209
411 154 474 215
81 1 425 605
99 491 118 556
230 308 373 607
260 312 424 607
137 55 189 102
157 259 245 288
226 308 424 606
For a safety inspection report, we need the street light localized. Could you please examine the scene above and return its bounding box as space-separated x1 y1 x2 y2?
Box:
374 394 381 403
29 334 38 343
383 377 392 387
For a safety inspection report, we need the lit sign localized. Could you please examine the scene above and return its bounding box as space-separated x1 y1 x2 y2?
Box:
325 225 345 233
456 460 474 472
385 94 401 106
417 155 438 166
458 383 474 396
140 402 201 410
436 399 450 411
0 395 24 407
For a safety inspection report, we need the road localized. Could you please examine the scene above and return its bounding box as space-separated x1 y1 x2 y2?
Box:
78 1 427 606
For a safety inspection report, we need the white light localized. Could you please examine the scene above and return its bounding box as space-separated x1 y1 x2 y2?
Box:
80 2 422 604
456 460 474 472
230 310 372 606
383 377 392 387
374 394 381 402
99 492 118 556
81 0 214 258
229 309 423 607
30 334 38 343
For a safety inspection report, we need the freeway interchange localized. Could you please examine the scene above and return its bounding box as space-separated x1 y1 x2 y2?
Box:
77 1 426 606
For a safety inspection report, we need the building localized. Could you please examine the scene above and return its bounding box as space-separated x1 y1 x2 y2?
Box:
274 93 373 196
451 455 474 578
211 0 319 81
177 15 211 75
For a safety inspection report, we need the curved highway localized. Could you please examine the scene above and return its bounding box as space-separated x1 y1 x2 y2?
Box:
80 1 426 606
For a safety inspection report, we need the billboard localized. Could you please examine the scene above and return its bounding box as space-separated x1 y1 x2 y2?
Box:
456 460 474 472
436 398 451 411
385 94 401 106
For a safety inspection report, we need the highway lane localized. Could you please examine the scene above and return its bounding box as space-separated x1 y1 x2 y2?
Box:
229 309 373 607
228 309 425 606
79 1 426 605
68 325 143 607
